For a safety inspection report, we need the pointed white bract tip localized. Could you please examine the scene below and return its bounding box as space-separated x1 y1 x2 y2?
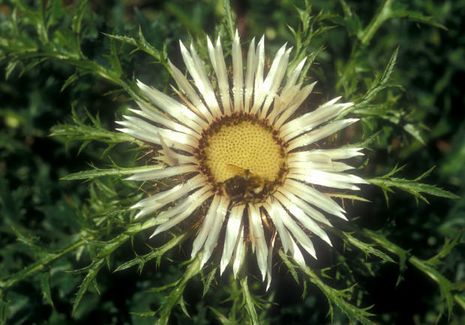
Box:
216 35 221 45
124 175 136 181
331 96 342 104
220 262 227 275
336 210 348 220
190 249 199 260
325 237 333 247
354 148 365 155
115 120 125 126
265 279 271 291
130 201 141 210
134 210 146 220
200 254 209 269
189 42 197 53
169 84 178 92
149 228 161 239
136 79 147 89
235 29 239 39
322 97 341 108
167 60 178 72
206 35 213 47
179 40 188 53
128 108 140 114
346 174 367 185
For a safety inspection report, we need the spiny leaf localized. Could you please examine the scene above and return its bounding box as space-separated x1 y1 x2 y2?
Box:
104 27 167 66
0 239 85 290
157 257 202 325
455 295 465 311
279 250 374 324
342 232 395 263
0 294 8 325
50 108 135 148
363 229 408 272
7 223 43 253
209 306 236 325
410 256 454 319
364 229 458 316
72 259 104 316
60 72 80 91
71 0 89 35
391 9 447 31
146 281 178 294
279 250 300 284
239 277 260 325
104 40 122 78
39 273 54 307
369 166 459 204
404 123 426 145
328 193 371 202
130 311 156 318
358 47 399 106
288 2 334 73
178 296 190 318
426 235 463 266
114 233 187 273
222 0 236 41
61 164 163 181
5 61 19 79
339 0 363 39
202 267 218 297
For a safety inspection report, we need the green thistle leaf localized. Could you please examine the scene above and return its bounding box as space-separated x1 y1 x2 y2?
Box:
369 166 459 204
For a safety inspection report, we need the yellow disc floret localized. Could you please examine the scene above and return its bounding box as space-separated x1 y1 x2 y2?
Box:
202 117 284 183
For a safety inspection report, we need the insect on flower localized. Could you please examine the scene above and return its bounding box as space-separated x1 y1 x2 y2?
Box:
222 164 272 203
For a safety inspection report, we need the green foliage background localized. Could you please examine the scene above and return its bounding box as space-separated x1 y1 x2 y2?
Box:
0 0 464 324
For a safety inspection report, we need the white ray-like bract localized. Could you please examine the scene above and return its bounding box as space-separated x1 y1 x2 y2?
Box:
118 31 366 285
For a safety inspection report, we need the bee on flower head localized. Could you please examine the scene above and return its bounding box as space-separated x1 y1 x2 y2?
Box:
222 164 273 203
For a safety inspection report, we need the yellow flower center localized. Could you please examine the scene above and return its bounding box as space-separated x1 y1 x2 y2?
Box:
199 115 285 184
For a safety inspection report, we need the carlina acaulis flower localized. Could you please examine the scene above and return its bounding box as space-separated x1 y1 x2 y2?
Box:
116 30 367 288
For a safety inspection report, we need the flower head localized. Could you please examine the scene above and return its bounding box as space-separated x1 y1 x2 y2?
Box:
117 31 366 286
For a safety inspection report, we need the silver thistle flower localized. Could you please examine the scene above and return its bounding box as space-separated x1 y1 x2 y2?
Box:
117 31 366 287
